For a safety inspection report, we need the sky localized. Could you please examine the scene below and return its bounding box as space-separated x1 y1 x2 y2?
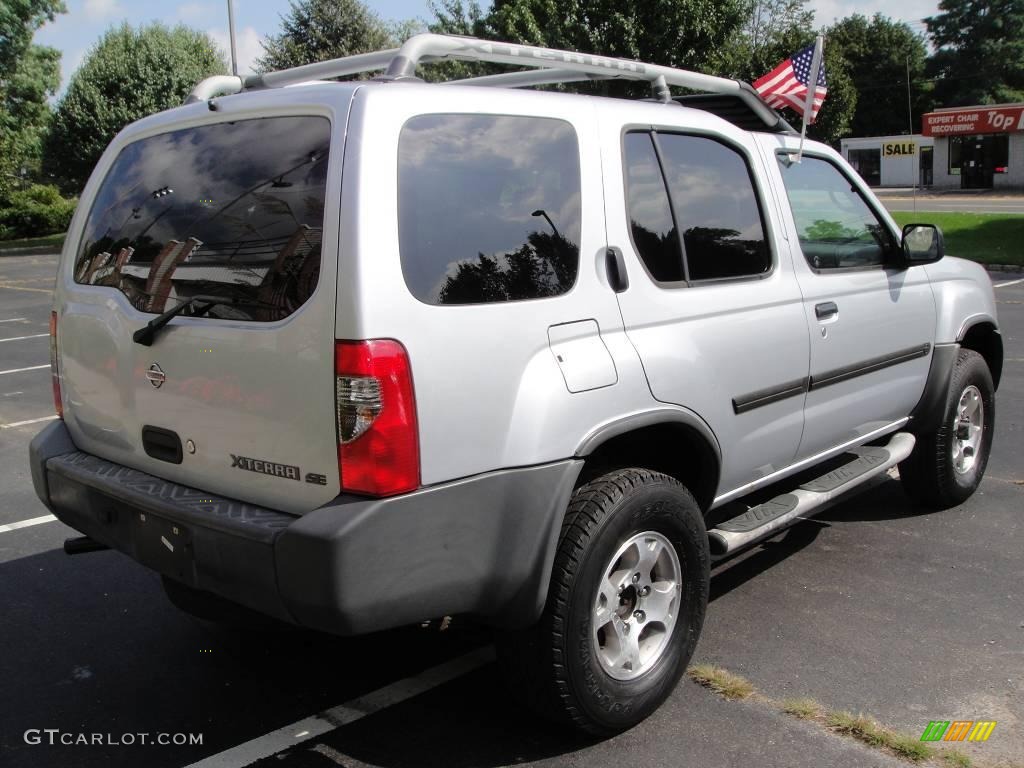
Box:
34 0 942 94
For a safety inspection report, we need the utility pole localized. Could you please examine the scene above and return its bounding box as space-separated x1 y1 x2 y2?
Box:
228 0 239 77
907 54 917 208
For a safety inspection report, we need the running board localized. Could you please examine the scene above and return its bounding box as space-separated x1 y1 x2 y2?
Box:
708 432 916 556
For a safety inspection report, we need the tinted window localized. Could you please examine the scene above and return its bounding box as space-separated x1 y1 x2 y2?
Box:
398 114 580 305
777 155 896 270
623 132 683 282
75 116 331 322
656 134 771 281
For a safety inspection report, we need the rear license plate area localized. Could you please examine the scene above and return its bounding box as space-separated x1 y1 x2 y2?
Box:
131 512 194 582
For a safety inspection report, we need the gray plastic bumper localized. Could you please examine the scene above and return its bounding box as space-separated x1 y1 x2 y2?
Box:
29 420 583 634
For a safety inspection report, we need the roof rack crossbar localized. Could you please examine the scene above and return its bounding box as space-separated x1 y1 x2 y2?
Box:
184 33 786 131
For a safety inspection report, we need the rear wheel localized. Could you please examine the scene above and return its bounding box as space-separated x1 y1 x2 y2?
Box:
900 349 995 509
499 468 709 734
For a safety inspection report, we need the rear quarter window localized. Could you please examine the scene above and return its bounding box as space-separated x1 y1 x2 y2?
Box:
74 115 331 322
398 113 581 305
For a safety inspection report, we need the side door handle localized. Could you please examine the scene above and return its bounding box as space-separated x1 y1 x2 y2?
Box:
815 301 839 320
605 247 629 293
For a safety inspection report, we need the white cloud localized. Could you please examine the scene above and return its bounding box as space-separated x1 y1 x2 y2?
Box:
83 0 122 20
177 2 214 22
806 0 939 27
207 25 263 75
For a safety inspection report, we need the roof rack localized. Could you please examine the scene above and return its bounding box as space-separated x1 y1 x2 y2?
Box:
186 33 791 133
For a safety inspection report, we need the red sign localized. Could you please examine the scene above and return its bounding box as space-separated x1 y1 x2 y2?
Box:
922 105 1024 137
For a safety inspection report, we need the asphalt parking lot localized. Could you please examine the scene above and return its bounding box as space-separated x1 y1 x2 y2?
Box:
1 252 1021 768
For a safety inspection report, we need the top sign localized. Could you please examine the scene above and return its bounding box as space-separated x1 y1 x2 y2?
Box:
922 105 1024 137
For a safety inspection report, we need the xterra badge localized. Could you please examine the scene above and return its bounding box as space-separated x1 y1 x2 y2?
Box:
230 454 300 481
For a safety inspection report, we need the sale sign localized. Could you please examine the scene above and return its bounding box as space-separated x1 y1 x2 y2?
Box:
922 105 1024 136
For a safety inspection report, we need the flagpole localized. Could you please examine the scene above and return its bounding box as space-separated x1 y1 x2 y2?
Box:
797 35 824 163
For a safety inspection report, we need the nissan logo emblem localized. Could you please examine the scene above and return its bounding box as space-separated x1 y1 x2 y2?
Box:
146 363 167 389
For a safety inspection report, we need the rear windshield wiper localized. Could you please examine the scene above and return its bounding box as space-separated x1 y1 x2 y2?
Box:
133 295 272 346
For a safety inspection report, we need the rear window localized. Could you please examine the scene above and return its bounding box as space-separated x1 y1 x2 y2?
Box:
398 114 581 305
74 115 331 322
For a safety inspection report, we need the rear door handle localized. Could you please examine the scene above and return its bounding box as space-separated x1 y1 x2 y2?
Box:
815 301 839 320
605 247 629 293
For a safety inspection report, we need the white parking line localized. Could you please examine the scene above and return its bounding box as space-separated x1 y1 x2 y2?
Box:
0 333 48 343
1 415 58 429
184 646 495 768
995 278 1024 288
0 514 57 533
0 317 27 323
0 364 48 376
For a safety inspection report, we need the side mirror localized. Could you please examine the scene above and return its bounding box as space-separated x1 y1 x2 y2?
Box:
900 223 944 266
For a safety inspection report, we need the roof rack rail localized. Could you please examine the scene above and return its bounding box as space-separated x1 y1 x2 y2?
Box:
185 33 790 132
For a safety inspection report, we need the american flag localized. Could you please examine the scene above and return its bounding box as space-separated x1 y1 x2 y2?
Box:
753 43 828 122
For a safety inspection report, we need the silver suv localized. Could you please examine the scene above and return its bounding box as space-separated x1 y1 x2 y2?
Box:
30 35 1001 733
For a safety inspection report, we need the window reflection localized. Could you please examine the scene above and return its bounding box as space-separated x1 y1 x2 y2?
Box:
74 116 331 321
624 132 683 282
655 134 771 281
398 114 581 305
777 155 895 269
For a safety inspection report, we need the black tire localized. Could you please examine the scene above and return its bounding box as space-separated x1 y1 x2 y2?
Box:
499 468 710 734
900 349 995 509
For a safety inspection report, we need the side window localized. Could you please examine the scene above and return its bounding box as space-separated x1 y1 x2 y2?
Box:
398 114 581 305
656 134 771 281
776 154 897 270
623 132 683 282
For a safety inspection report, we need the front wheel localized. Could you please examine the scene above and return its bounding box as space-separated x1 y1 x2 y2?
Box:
499 468 710 734
900 349 995 509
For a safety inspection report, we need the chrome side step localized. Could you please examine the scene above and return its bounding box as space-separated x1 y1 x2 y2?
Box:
708 432 916 556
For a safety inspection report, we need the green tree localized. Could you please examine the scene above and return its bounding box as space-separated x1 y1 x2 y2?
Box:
257 0 410 72
826 14 930 137
925 0 1024 106
714 1 855 143
716 0 814 78
0 1 66 195
429 0 751 89
0 0 64 75
44 23 226 192
445 0 749 69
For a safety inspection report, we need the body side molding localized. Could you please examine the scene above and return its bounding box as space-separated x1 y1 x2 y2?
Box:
809 343 932 391
732 377 809 414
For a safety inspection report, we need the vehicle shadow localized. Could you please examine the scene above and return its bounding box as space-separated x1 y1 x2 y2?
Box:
2 478 935 768
0 544 489 768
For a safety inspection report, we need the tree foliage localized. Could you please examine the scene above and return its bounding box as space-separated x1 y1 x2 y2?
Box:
925 0 1024 106
0 0 64 76
434 0 750 66
45 23 226 192
257 0 414 72
825 14 930 137
713 1 855 143
0 1 65 196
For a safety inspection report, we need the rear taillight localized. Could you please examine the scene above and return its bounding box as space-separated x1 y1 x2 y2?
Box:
335 340 419 496
49 311 63 418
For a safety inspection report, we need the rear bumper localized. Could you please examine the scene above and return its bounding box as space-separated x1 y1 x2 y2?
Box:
30 420 582 635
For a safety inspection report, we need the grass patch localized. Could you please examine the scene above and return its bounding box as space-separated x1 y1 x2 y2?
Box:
687 663 755 700
890 211 1024 266
781 697 824 720
938 749 973 768
0 232 65 253
826 710 933 762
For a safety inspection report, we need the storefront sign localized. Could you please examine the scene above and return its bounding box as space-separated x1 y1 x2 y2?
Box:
922 105 1024 136
883 141 916 156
